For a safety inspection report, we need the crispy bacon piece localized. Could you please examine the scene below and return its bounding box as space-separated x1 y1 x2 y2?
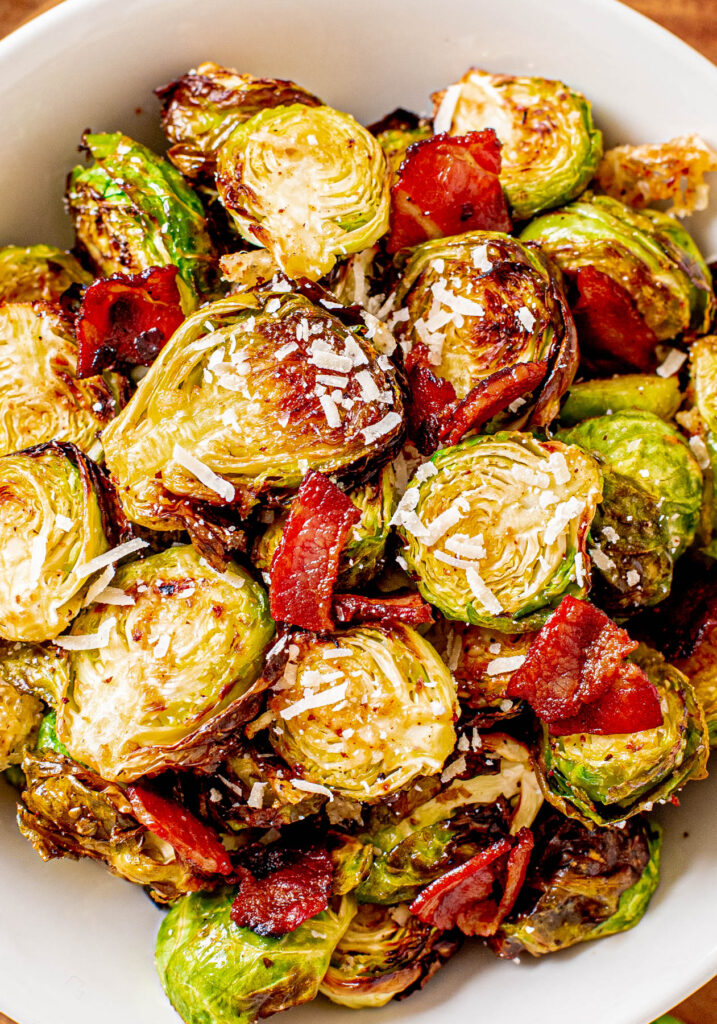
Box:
76 265 185 377
410 829 533 937
506 596 662 734
573 266 658 372
387 130 511 253
437 361 548 447
126 784 233 876
407 365 458 455
230 846 334 937
269 471 361 632
332 591 434 626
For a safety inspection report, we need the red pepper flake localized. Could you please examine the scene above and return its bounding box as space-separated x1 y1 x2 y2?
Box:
230 847 333 937
410 829 533 937
387 130 511 253
507 596 663 735
269 471 361 632
573 266 658 372
437 361 548 447
126 784 232 876
76 265 185 377
332 591 434 626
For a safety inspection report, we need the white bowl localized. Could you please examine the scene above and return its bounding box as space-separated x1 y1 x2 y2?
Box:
1 2 716 1023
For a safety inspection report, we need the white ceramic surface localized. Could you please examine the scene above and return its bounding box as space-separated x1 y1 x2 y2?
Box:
1 1 716 1022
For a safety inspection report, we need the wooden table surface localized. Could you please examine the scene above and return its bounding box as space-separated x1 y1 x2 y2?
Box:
0 0 715 1022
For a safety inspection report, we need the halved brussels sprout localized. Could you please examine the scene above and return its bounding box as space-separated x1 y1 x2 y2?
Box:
265 625 457 802
396 433 602 630
0 662 43 771
493 812 661 957
56 545 274 782
0 302 119 458
102 293 404 532
156 890 355 1024
254 465 397 588
356 734 542 906
0 244 91 303
394 231 577 421
320 902 459 1008
0 444 110 641
216 104 390 280
67 131 216 302
432 70 602 219
558 374 682 427
157 63 322 179
520 195 715 340
538 645 709 826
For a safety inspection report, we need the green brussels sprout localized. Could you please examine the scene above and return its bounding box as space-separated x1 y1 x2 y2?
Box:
394 231 577 422
0 244 92 303
320 902 459 1008
357 735 542 905
0 302 120 458
156 63 322 180
67 131 216 302
432 70 602 219
689 335 717 554
521 195 715 340
0 444 111 642
102 293 404 532
0 665 43 771
17 748 206 903
155 889 355 1024
538 646 709 827
216 104 390 280
265 625 457 803
558 374 682 427
492 812 661 957
35 710 71 757
254 465 397 588
56 544 274 782
396 433 602 630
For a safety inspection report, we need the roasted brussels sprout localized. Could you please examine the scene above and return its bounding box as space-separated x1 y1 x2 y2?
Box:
0 642 69 709
56 545 274 782
688 334 717 554
0 658 44 770
538 646 709 826
0 244 91 303
67 131 216 302
254 465 396 588
264 625 456 802
394 231 577 422
371 109 433 181
0 444 111 641
395 433 601 630
0 302 119 457
156 890 355 1024
102 293 405 532
432 70 602 219
493 812 661 957
320 902 459 1008
216 104 390 280
558 374 682 427
156 63 322 180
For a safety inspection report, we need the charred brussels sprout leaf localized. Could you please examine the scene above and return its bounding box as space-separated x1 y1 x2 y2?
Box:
433 70 602 219
56 545 274 782
558 374 682 427
396 434 601 630
102 293 404 532
156 890 355 1024
493 813 661 957
0 244 91 303
156 62 322 180
67 132 216 302
0 445 110 641
0 643 69 709
538 646 708 826
0 662 44 770
689 335 717 553
216 104 390 280
320 902 459 1008
0 302 119 458
266 625 457 802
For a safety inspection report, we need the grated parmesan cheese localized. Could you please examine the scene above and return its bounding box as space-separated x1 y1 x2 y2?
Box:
94 586 135 607
515 306 536 332
76 537 149 579
290 778 334 800
319 393 342 428
486 655 526 676
656 348 687 377
55 616 116 651
543 497 584 545
441 755 467 783
590 546 617 572
466 568 503 614
688 434 711 469
82 564 116 607
602 526 620 544
54 514 73 532
356 369 380 402
275 341 298 360
361 411 401 444
626 569 641 587
279 681 349 720
173 444 235 503
247 782 266 809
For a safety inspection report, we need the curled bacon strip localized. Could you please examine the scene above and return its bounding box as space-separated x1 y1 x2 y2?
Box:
506 596 663 734
126 785 233 876
407 365 458 455
230 846 334 937
332 591 434 626
437 361 548 447
269 471 361 632
410 829 534 937
573 266 658 372
76 265 185 378
387 130 511 253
